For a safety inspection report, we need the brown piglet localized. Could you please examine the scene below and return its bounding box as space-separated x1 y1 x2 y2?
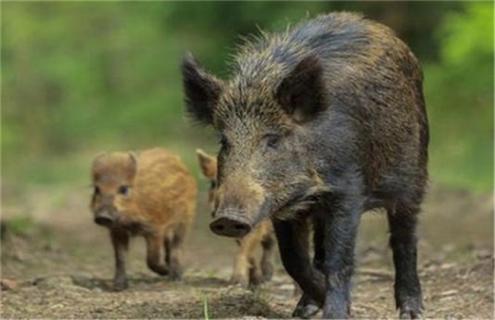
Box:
196 149 275 287
90 148 196 290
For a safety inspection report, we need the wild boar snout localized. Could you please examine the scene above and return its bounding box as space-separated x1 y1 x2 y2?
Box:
211 176 266 237
210 212 252 237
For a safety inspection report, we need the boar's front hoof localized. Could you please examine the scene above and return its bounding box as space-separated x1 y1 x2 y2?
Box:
210 216 251 238
292 295 320 319
113 279 128 291
398 296 423 319
399 302 423 319
400 310 423 319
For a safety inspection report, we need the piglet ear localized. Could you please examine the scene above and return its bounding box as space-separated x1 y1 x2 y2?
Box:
91 152 107 182
275 55 327 122
127 152 138 180
182 52 223 125
196 149 217 179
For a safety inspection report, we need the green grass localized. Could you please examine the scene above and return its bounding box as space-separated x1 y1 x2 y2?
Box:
203 295 210 320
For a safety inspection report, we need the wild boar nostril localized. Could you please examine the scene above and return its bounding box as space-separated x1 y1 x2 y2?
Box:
234 223 248 231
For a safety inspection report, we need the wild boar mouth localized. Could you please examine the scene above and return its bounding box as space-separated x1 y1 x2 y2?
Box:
274 184 331 219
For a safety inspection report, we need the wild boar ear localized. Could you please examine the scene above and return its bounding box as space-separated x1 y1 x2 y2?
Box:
182 52 223 125
127 152 138 181
196 149 217 179
275 55 327 122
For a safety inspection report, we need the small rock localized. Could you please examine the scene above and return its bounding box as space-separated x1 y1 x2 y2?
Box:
439 289 458 297
475 249 492 260
0 278 17 290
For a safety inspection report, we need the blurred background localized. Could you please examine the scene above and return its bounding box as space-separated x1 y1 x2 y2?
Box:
1 2 493 318
2 2 493 198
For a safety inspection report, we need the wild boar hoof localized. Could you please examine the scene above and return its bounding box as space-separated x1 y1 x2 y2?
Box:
292 295 320 319
399 296 423 319
400 310 423 319
113 279 128 291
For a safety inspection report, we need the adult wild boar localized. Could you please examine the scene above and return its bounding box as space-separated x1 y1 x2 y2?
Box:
182 13 428 319
91 148 196 290
196 149 275 287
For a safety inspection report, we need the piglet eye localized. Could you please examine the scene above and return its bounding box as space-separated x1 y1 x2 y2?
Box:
264 134 282 150
210 180 216 189
118 185 129 195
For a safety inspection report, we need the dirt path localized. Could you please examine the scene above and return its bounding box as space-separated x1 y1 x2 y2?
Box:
1 185 493 318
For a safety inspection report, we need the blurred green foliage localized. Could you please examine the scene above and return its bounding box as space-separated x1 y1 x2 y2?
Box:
425 3 493 192
1 2 493 196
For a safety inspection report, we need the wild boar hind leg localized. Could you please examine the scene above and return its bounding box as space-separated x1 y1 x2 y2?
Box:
164 223 186 281
292 215 326 318
387 201 423 319
273 218 326 315
145 233 169 276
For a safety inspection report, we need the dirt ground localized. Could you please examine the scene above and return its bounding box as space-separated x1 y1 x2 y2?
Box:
1 184 493 319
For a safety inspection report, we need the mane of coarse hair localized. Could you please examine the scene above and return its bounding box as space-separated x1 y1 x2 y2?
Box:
228 12 370 83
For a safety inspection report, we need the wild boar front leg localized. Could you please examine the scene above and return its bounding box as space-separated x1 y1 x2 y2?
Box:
110 228 129 291
273 218 326 314
145 233 169 276
293 215 325 318
321 194 364 319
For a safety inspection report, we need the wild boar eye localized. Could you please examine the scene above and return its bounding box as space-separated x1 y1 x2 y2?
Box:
94 186 100 195
264 134 282 150
118 185 129 195
219 135 230 150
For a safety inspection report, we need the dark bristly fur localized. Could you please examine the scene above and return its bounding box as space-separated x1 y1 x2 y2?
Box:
182 12 428 319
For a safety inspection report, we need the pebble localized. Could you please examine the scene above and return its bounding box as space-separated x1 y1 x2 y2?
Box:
0 278 17 290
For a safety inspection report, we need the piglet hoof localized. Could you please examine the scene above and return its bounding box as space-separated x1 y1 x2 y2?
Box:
229 274 249 288
249 270 264 287
168 269 183 282
148 263 169 276
261 263 274 282
113 279 128 291
292 295 320 319
248 276 263 288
